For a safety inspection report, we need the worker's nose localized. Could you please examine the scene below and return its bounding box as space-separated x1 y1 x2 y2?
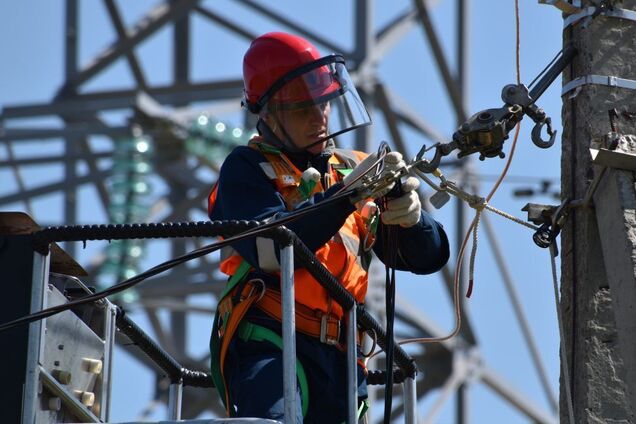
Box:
308 103 328 122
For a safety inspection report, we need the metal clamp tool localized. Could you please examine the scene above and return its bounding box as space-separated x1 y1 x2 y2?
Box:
415 44 578 174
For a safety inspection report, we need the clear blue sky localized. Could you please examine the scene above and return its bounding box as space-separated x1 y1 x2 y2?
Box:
0 1 565 422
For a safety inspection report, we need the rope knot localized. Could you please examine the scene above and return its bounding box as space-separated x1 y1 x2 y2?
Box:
468 195 486 211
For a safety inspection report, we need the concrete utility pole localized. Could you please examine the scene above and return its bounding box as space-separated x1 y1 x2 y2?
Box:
561 0 636 422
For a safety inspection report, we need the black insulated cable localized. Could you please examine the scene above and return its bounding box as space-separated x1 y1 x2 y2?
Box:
0 150 394 333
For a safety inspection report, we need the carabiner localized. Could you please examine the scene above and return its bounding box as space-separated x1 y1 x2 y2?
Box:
414 144 444 173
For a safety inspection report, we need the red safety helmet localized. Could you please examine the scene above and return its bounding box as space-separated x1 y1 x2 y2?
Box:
243 32 340 113
242 32 371 149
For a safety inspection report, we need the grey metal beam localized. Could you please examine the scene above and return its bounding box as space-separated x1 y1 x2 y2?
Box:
377 9 417 49
2 98 140 119
64 0 80 257
104 0 148 89
0 126 129 141
454 15 471 416
362 2 441 74
65 0 78 81
136 275 224 298
0 170 111 206
57 0 200 95
3 143 33 215
380 86 447 145
151 133 193 359
375 82 478 348
237 0 346 56
395 294 460 352
375 83 444 208
170 258 188 359
480 366 558 424
161 190 209 222
360 9 417 73
413 0 467 123
456 0 469 118
2 80 244 119
59 113 117 214
0 152 113 168
156 166 210 191
422 365 467 424
353 0 373 67
386 78 475 334
457 383 468 424
144 306 178 355
138 300 215 314
481 212 558 412
143 258 222 286
64 138 79 257
373 83 406 152
173 0 190 97
373 80 466 259
115 329 169 375
194 5 258 42
435 260 479 347
78 135 112 212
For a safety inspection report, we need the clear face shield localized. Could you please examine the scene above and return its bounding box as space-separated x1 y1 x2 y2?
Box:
257 55 372 151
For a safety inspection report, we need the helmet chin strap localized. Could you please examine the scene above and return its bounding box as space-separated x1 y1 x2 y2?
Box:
256 118 334 156
257 118 302 153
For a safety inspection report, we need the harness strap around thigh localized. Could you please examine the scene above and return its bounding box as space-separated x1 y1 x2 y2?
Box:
210 261 255 415
238 320 310 419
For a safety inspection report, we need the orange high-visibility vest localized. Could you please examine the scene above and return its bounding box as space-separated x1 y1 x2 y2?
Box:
209 139 371 320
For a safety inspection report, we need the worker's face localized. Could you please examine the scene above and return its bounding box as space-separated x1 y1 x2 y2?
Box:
269 102 331 154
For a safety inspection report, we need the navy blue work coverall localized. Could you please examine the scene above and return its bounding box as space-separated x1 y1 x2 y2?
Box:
209 142 450 423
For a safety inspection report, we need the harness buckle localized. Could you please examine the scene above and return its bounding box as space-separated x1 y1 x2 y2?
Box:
320 314 340 345
243 279 266 303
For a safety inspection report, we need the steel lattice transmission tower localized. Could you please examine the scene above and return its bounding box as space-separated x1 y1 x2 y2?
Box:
0 1 558 422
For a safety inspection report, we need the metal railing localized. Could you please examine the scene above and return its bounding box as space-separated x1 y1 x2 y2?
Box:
30 220 419 423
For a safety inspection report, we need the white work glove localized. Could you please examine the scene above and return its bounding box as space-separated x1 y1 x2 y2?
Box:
342 151 406 199
381 176 421 228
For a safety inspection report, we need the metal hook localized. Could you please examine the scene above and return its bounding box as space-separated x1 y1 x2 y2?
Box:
414 143 444 173
531 118 557 149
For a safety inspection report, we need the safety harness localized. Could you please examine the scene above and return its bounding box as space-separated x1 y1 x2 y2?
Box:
209 140 375 419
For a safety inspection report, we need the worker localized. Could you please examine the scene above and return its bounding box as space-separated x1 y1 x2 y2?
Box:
208 31 449 423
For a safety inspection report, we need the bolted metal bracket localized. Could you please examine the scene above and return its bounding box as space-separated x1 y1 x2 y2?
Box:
521 203 557 226
590 132 636 172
